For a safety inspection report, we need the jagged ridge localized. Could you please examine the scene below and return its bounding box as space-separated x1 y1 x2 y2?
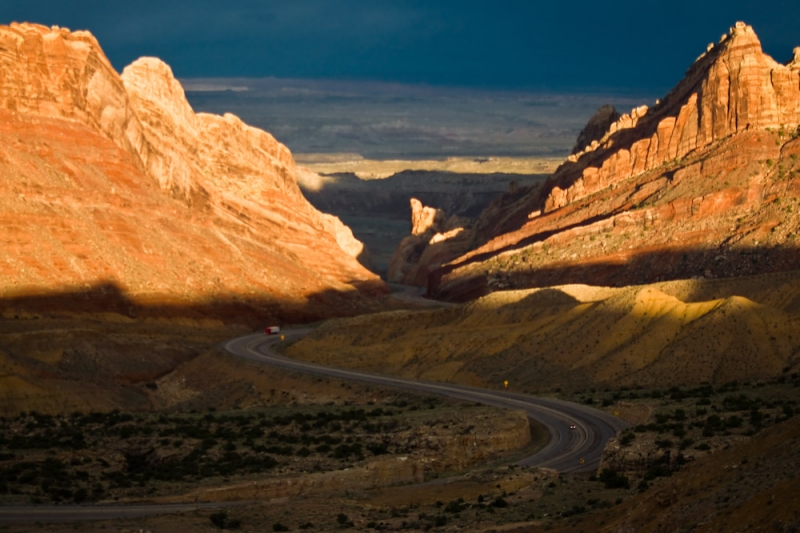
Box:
0 23 383 321
426 22 800 301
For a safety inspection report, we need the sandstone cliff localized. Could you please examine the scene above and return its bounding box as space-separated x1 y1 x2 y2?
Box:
0 23 383 321
387 199 474 286
428 23 800 301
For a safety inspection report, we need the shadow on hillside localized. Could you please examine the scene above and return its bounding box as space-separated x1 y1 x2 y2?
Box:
514 288 582 308
429 243 800 303
476 45 728 241
0 280 389 328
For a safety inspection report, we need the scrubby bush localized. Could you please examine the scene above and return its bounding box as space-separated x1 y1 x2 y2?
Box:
598 469 630 489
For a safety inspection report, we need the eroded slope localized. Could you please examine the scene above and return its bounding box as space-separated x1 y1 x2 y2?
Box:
287 272 800 391
0 23 382 322
428 23 800 301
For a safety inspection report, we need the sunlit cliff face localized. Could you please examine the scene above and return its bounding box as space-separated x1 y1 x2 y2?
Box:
422 23 800 302
0 23 383 322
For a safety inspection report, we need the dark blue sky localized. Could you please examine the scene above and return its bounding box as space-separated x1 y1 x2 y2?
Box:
2 1 798 92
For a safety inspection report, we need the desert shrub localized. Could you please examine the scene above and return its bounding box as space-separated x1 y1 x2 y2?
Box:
367 443 389 455
643 464 672 480
655 413 671 424
561 505 586 517
669 387 687 400
725 416 743 428
598 469 630 489
492 496 509 508
336 513 354 527
332 443 362 459
444 498 465 513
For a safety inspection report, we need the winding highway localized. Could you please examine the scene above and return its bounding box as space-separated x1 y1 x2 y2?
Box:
0 325 627 524
225 329 629 473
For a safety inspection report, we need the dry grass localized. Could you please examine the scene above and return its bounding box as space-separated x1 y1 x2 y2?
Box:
287 272 800 392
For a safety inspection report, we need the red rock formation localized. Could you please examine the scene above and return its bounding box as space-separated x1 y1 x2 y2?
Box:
0 23 384 321
409 198 446 236
428 23 800 301
571 104 621 155
387 199 474 286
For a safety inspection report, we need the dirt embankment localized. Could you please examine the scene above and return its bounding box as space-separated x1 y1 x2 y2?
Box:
287 272 800 392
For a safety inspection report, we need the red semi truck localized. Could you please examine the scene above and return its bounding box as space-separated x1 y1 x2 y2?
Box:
264 326 281 335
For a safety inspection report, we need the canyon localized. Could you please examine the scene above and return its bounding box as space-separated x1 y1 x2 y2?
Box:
297 168 548 275
2 18 800 533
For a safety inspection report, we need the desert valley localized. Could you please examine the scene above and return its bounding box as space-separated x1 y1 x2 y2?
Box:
0 14 799 533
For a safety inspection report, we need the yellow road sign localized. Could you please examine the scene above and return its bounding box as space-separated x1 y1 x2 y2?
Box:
503 380 509 388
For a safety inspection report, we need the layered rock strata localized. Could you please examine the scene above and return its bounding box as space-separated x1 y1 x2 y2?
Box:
426 23 800 301
0 23 382 321
387 199 474 286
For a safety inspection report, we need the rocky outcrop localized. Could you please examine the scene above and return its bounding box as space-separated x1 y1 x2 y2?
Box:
543 22 800 214
177 456 425 503
0 23 383 321
387 199 474 286
0 23 142 152
410 198 446 235
298 170 546 274
427 23 800 301
571 104 621 155
390 410 531 472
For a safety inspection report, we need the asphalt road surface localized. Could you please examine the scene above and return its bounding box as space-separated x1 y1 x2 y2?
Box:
225 330 629 473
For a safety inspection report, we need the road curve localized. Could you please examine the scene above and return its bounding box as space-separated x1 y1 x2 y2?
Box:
225 330 629 473
0 328 629 524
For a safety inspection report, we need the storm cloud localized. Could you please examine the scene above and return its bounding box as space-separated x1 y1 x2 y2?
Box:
1 1 798 91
